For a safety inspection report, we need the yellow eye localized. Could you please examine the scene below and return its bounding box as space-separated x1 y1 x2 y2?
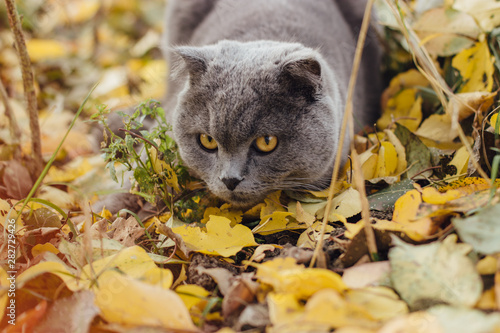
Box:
199 134 218 151
254 135 278 153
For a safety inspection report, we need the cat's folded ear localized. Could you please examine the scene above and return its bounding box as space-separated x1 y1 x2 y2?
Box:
171 46 212 84
280 56 322 103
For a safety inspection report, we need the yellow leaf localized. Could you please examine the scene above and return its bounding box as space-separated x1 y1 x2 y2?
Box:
439 177 499 194
415 113 458 143
16 261 74 289
476 288 497 310
345 287 408 322
297 221 334 249
67 246 173 291
343 219 365 239
362 154 379 180
381 69 429 110
252 211 300 235
260 191 286 219
452 40 495 93
41 131 93 160
267 292 304 328
149 146 180 192
0 199 21 232
95 270 196 330
136 60 168 100
46 158 93 183
58 0 100 23
31 243 60 257
0 267 9 320
385 130 407 175
376 142 398 178
37 186 77 210
26 39 68 62
344 214 435 242
176 284 210 310
172 215 258 257
317 187 362 222
421 187 462 205
294 201 316 226
201 203 242 226
255 257 347 299
302 289 377 329
453 0 500 31
491 112 499 133
377 88 423 132
392 189 421 223
446 146 470 179
355 147 378 180
476 256 497 275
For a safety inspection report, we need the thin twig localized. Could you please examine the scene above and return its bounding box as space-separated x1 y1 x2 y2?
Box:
118 128 159 149
4 0 43 179
310 0 378 267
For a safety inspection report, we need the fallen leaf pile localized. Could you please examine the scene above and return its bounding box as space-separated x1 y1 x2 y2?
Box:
1 0 500 332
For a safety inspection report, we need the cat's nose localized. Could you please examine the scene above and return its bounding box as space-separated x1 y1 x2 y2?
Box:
220 177 243 191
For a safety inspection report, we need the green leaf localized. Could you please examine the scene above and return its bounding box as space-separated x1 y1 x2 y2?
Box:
394 123 433 179
389 235 482 310
368 178 415 211
106 161 118 182
452 203 500 254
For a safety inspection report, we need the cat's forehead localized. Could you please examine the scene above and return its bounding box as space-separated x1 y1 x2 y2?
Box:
210 40 304 65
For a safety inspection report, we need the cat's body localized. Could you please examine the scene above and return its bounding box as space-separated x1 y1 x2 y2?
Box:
163 0 381 207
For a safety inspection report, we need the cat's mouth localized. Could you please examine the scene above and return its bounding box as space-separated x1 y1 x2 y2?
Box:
217 190 266 209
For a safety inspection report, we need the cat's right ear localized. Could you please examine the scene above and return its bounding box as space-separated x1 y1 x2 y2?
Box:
280 56 322 103
172 46 210 84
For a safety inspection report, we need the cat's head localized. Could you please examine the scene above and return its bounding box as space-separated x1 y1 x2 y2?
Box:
171 40 344 207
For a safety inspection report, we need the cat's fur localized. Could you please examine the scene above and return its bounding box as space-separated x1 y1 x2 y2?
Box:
162 0 381 207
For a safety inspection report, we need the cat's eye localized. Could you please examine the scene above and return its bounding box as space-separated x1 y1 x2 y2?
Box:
198 134 218 151
254 135 278 153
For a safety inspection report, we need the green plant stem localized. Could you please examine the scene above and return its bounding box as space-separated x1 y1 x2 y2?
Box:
15 84 98 228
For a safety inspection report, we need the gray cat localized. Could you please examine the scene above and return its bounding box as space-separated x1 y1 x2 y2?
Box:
162 0 381 207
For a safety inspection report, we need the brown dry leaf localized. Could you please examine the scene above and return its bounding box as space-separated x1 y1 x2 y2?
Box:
222 274 260 320
3 301 48 333
447 91 497 121
109 216 145 246
1 160 33 199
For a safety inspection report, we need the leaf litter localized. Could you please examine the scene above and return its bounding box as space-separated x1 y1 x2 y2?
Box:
1 0 500 332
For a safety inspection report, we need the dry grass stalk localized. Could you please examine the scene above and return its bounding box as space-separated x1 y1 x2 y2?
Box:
384 0 490 182
4 0 43 180
0 78 22 153
310 0 378 267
